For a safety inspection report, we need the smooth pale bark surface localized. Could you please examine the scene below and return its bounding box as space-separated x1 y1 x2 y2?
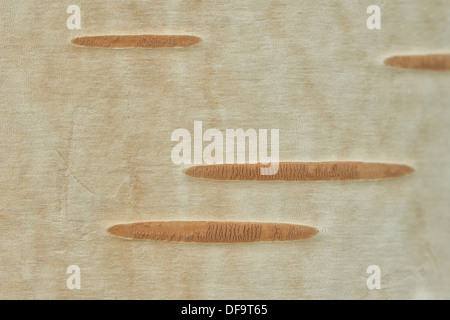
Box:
0 0 449 299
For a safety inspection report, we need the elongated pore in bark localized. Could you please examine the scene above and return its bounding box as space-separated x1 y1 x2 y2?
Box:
385 54 450 71
184 162 414 181
72 35 201 48
108 221 318 243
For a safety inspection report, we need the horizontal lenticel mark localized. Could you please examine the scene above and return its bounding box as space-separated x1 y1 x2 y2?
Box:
71 35 201 49
384 54 450 71
107 221 318 243
184 162 414 181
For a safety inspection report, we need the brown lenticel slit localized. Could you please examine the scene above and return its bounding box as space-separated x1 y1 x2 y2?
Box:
384 54 450 71
71 35 201 49
184 162 414 181
107 221 318 243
